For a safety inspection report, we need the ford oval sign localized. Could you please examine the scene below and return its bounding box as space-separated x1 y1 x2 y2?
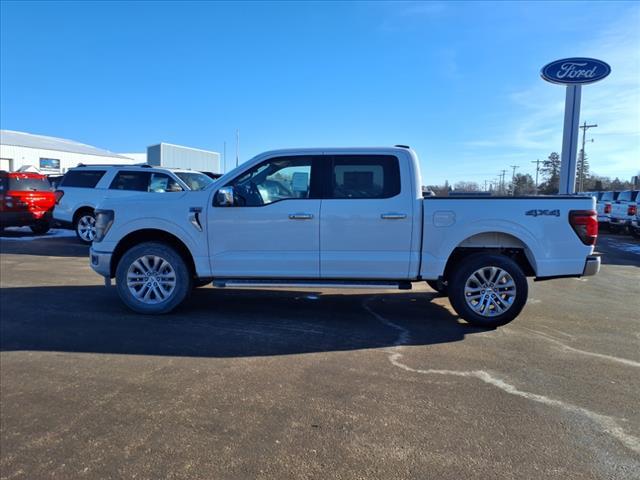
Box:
541 58 610 85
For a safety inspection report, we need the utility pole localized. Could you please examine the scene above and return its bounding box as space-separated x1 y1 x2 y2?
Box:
531 159 541 195
499 170 508 195
235 129 240 168
510 165 519 195
578 122 597 192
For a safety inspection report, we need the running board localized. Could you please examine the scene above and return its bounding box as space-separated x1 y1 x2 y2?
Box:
213 279 412 290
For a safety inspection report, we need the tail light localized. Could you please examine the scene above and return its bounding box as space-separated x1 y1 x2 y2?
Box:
628 205 637 216
604 203 612 214
54 190 64 204
569 210 598 246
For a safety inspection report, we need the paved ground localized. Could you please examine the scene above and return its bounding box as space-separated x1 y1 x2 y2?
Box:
1 229 639 479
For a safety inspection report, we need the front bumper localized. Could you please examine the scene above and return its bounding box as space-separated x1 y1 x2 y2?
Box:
90 247 112 278
583 255 600 276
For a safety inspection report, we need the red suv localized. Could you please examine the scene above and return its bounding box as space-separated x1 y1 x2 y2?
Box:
0 171 56 234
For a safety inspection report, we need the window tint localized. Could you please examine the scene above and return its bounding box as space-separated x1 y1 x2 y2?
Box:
618 191 639 202
109 171 183 192
227 156 313 206
61 170 106 188
110 172 150 191
330 155 400 199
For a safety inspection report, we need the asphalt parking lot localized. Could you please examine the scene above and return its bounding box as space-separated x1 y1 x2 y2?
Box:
1 229 639 479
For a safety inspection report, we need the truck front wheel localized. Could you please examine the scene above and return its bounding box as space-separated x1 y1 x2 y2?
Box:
115 242 192 314
448 253 528 328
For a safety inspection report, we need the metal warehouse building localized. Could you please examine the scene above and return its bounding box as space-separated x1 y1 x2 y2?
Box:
0 130 135 174
147 143 220 173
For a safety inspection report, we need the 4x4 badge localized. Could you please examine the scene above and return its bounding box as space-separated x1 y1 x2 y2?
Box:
525 209 560 217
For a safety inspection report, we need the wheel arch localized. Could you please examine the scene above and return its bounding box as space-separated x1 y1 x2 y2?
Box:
442 231 537 281
73 206 95 222
110 228 197 278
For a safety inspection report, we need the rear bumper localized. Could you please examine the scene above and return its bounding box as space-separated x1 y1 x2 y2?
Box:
583 255 600 277
90 247 112 278
610 217 630 226
0 211 51 227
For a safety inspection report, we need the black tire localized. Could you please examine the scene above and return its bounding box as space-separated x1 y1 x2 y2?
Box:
30 221 50 235
630 227 640 239
426 279 448 296
74 209 96 244
608 224 621 234
115 242 192 314
447 253 528 328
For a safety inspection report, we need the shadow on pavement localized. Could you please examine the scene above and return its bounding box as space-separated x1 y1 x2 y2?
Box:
595 232 640 267
0 285 484 358
0 234 87 258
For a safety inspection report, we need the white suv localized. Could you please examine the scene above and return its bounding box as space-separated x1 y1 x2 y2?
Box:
54 165 214 243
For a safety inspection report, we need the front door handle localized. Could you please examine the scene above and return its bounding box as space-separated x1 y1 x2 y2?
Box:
289 213 314 220
381 213 407 220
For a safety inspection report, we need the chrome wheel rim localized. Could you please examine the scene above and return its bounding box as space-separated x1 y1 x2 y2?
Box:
126 255 176 304
464 266 516 317
77 215 96 242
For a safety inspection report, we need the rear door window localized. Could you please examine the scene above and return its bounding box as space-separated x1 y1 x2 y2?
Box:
109 171 183 192
109 172 151 191
61 170 106 188
329 155 400 199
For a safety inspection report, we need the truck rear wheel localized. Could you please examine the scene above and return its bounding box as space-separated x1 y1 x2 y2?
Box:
115 242 192 314
448 253 528 328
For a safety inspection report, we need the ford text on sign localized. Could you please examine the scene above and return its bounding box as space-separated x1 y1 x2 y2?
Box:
541 58 611 85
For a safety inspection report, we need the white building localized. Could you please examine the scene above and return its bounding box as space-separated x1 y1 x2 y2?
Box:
0 130 135 174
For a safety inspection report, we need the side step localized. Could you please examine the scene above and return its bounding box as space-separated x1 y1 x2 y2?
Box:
212 279 412 290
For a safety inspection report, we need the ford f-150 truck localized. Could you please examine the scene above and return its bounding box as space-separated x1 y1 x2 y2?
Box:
89 147 600 327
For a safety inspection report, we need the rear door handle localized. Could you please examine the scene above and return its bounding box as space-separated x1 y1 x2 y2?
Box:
289 213 314 220
381 213 407 220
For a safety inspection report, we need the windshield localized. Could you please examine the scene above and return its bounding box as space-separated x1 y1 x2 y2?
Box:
174 172 215 191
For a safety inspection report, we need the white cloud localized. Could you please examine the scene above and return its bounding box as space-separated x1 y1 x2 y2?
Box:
467 8 640 180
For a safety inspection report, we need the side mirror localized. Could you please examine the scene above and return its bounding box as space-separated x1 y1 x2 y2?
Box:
216 186 234 207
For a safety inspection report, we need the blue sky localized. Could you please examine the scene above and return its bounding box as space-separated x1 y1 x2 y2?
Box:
1 1 638 185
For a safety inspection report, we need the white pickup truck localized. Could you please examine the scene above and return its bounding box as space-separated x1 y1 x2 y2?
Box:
90 147 600 327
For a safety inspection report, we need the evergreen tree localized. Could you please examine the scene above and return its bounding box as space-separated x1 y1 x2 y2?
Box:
539 152 561 194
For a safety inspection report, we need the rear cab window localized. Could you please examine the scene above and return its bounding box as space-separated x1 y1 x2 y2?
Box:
61 170 106 188
329 155 400 199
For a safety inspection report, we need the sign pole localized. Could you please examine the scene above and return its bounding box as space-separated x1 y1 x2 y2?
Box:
558 84 581 194
540 57 610 195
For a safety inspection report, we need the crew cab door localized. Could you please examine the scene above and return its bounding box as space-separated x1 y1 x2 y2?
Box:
320 154 415 279
208 155 322 278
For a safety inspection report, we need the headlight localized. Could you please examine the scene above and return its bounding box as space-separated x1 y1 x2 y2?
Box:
94 209 114 243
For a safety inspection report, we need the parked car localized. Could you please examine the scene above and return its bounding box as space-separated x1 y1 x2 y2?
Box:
596 191 620 227
609 190 639 234
0 171 55 234
630 207 640 239
89 147 600 328
54 165 214 244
